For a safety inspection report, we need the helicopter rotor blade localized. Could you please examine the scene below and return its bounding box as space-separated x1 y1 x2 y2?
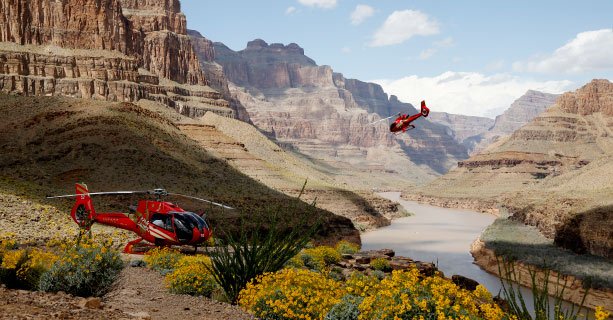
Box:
46 191 148 199
167 193 234 210
368 113 401 125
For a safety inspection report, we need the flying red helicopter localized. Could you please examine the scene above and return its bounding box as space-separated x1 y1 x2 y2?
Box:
47 183 233 253
370 100 430 133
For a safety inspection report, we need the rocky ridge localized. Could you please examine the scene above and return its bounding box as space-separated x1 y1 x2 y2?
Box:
427 112 494 148
209 39 469 187
0 0 233 118
465 90 560 154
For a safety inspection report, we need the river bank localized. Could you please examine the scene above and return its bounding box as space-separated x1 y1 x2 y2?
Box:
374 192 612 314
471 238 613 313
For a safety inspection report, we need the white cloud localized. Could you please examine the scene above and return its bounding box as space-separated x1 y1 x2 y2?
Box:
350 4 375 25
418 37 454 60
285 6 297 15
341 46 352 54
298 0 337 9
419 48 436 60
372 71 574 117
370 10 439 47
513 29 613 74
434 37 453 48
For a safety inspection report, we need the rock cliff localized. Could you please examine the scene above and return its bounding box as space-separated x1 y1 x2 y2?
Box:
0 0 233 117
187 30 251 122
209 39 469 186
465 90 559 154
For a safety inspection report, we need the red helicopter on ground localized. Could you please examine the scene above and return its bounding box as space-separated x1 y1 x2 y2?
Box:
370 100 430 133
47 183 233 253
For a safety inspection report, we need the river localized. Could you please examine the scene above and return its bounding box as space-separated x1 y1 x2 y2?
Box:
362 192 502 292
361 192 583 317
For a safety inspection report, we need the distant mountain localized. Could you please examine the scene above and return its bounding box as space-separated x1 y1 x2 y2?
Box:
427 112 494 146
418 79 613 258
202 38 470 186
465 90 560 154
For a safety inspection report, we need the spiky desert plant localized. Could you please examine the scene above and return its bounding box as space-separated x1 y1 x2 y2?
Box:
205 181 322 303
497 257 589 320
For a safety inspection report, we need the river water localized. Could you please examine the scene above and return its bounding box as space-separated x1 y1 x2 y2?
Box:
362 192 503 292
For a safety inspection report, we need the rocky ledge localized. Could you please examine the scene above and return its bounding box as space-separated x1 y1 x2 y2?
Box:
336 249 483 293
470 239 613 313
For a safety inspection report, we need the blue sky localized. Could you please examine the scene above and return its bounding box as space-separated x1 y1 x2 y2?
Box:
182 0 613 117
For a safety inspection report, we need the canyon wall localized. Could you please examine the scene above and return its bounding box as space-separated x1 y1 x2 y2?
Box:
0 0 233 118
209 39 469 186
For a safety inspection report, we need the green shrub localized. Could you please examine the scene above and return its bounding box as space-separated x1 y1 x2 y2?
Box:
325 294 363 320
335 240 360 255
370 257 392 272
39 241 124 297
143 247 182 272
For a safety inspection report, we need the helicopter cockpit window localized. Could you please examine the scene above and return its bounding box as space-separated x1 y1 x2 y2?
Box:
172 212 197 242
150 213 172 232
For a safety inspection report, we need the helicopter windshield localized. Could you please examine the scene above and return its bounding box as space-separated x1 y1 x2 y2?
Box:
171 212 208 242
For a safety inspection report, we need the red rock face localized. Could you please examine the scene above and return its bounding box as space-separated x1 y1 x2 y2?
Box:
211 39 469 176
0 0 132 53
0 0 230 117
558 79 613 116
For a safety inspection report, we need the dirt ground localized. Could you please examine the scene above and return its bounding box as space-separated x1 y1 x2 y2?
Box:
0 265 252 320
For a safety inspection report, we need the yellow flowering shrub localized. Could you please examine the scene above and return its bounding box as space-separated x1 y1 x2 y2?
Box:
345 272 380 297
370 257 392 272
165 255 218 297
358 268 512 320
335 240 360 255
595 306 610 320
143 247 182 272
238 268 345 319
39 237 124 297
296 246 342 271
0 240 59 291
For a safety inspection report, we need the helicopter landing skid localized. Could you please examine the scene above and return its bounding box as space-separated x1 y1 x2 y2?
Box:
123 238 154 254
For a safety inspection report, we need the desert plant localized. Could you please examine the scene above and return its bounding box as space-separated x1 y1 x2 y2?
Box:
335 240 360 255
0 245 58 290
204 180 322 303
497 257 590 320
165 256 218 297
143 247 183 273
205 209 321 303
238 268 345 319
299 246 342 271
39 239 124 297
325 294 364 320
370 257 392 272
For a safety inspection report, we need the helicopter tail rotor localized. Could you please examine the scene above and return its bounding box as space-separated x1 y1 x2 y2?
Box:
71 183 96 230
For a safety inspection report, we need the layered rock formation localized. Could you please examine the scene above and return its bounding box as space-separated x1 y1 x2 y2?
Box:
187 30 251 122
0 0 233 117
428 112 494 150
417 79 613 258
465 90 560 154
209 39 469 186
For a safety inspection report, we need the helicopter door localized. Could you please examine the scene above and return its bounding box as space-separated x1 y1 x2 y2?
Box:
172 213 195 242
